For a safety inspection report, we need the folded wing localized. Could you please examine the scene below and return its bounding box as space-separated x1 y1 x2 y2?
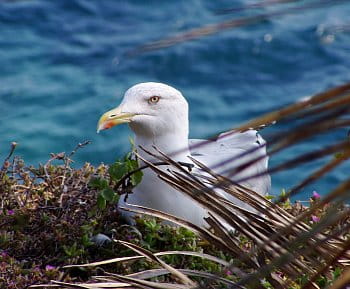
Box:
189 130 271 197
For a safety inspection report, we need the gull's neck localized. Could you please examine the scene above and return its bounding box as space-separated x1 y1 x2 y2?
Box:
134 132 190 163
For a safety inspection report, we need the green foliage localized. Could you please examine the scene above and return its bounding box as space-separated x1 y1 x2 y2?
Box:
63 242 85 258
262 279 273 288
279 189 292 209
89 152 143 210
332 267 342 280
134 217 223 274
0 150 123 288
0 144 347 288
265 194 275 200
108 153 143 186
89 177 108 190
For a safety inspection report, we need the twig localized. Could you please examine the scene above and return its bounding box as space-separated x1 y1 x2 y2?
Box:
59 140 92 205
1 141 17 174
115 160 194 190
68 140 92 158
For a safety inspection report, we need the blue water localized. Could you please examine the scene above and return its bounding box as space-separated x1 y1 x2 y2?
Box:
1 0 349 200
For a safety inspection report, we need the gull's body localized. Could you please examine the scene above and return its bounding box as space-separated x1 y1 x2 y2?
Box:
98 82 270 228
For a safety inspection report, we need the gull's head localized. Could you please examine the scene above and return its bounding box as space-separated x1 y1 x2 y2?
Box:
97 82 189 137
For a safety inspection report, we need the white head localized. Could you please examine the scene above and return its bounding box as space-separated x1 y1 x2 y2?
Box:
97 82 189 139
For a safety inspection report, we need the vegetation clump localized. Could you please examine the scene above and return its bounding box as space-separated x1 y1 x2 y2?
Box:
0 143 228 288
1 141 348 288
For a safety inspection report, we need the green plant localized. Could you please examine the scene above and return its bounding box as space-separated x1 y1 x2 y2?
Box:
89 152 143 210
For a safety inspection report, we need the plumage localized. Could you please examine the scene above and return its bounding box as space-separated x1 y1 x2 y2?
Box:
98 82 270 228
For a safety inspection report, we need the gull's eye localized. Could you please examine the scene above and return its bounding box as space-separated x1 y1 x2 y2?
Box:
148 96 160 104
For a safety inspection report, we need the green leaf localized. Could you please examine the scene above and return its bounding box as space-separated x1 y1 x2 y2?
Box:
63 242 79 257
101 187 116 202
127 159 143 186
131 169 143 186
97 193 106 210
89 177 108 190
316 276 328 287
127 159 139 170
333 267 342 280
109 152 143 186
129 136 136 149
108 162 128 181
124 152 132 161
299 274 308 286
81 234 93 247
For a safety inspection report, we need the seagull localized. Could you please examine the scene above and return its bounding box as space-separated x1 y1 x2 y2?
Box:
97 82 270 228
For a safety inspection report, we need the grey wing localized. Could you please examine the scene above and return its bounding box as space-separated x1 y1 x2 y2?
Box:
188 130 271 196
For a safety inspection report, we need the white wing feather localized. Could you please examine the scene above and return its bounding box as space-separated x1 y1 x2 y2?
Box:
189 130 270 196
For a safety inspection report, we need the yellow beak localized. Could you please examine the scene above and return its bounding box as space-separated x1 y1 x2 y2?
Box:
97 106 135 133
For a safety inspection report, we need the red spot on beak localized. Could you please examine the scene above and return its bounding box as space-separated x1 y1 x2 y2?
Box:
104 121 114 130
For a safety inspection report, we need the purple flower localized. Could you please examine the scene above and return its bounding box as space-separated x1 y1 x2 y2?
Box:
45 265 56 271
126 235 134 240
225 270 232 276
7 209 14 215
33 266 41 272
312 191 320 199
0 251 8 258
311 215 320 222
